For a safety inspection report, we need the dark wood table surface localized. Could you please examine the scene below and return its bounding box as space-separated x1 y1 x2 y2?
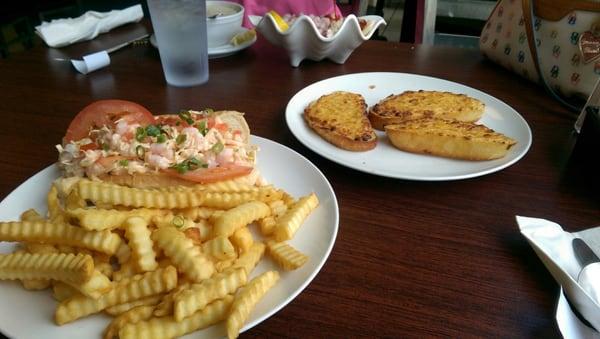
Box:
1 21 599 338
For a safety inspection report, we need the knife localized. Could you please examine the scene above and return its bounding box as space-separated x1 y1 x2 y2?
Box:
572 238 600 267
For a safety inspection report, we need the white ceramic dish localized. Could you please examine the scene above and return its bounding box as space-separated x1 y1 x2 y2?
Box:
249 14 386 67
0 136 339 339
206 0 244 48
149 28 256 59
286 72 532 181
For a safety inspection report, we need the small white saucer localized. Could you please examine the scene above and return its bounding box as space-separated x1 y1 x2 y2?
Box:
149 28 256 59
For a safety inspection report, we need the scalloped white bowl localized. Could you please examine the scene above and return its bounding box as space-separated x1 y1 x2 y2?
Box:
249 14 386 67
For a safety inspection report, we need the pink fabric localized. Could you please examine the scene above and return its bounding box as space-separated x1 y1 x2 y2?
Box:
230 0 343 28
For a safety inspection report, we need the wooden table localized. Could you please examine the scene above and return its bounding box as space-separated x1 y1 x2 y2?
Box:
0 22 598 338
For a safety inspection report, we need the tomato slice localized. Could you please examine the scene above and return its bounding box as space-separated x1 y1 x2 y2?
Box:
164 164 253 184
64 100 155 142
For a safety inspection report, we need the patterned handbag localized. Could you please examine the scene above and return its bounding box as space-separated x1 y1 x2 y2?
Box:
480 0 600 108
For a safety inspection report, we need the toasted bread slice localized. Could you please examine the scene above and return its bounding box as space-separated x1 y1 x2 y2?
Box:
304 91 377 151
369 90 485 130
384 118 517 160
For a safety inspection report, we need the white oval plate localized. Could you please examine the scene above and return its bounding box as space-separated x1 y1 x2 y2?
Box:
286 72 532 181
0 136 339 339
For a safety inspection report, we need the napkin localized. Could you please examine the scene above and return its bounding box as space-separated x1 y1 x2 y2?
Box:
518 216 600 334
557 289 600 339
35 4 143 48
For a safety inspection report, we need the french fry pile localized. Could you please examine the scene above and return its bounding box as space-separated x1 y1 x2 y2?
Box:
0 175 319 339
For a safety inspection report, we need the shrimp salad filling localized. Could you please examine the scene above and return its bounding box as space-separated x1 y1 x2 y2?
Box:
56 110 256 179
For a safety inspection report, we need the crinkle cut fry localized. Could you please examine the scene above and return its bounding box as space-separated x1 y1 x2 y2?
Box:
0 252 93 284
231 227 254 254
227 271 280 339
76 179 281 209
174 267 247 321
67 208 164 231
124 217 158 272
267 240 309 270
202 236 236 261
0 220 122 255
104 294 163 316
67 269 113 299
103 304 156 339
153 283 189 317
213 201 271 237
198 187 282 209
231 242 265 276
76 179 203 209
119 295 233 339
55 266 178 325
18 243 58 290
152 227 214 282
175 207 221 221
273 193 319 242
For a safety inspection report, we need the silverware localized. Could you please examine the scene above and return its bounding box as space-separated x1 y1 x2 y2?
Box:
573 238 600 267
106 33 150 54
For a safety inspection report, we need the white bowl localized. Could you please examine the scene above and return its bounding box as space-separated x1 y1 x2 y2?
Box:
207 1 244 48
249 14 386 67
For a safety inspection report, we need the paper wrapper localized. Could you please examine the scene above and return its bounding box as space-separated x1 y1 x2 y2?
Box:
71 51 110 74
518 216 600 334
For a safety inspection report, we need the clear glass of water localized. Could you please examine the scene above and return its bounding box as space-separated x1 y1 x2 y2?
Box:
147 0 209 87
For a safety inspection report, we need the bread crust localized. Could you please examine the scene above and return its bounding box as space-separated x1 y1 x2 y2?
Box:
303 91 377 152
369 90 485 130
384 118 517 160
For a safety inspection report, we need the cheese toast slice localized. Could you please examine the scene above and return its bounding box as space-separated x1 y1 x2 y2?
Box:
384 118 517 160
369 90 485 130
303 91 377 151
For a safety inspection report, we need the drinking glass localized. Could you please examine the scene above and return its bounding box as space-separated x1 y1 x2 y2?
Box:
147 0 209 87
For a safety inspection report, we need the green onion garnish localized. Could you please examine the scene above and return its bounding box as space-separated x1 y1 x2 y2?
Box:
170 157 207 174
172 215 185 228
118 159 129 167
145 125 161 137
101 143 110 152
176 134 187 145
195 120 208 136
135 127 147 142
204 108 214 113
135 145 145 159
178 110 194 125
211 141 224 154
156 134 167 143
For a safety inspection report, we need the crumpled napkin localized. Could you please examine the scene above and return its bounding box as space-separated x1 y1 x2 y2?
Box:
518 216 600 334
35 4 143 48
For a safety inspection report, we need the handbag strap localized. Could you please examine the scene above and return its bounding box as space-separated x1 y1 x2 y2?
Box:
521 0 585 111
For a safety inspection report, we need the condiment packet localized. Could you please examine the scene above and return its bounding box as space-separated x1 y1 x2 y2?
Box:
518 216 600 334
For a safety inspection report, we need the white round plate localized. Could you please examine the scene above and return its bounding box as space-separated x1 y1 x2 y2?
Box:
286 72 532 181
0 136 339 339
149 27 256 59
